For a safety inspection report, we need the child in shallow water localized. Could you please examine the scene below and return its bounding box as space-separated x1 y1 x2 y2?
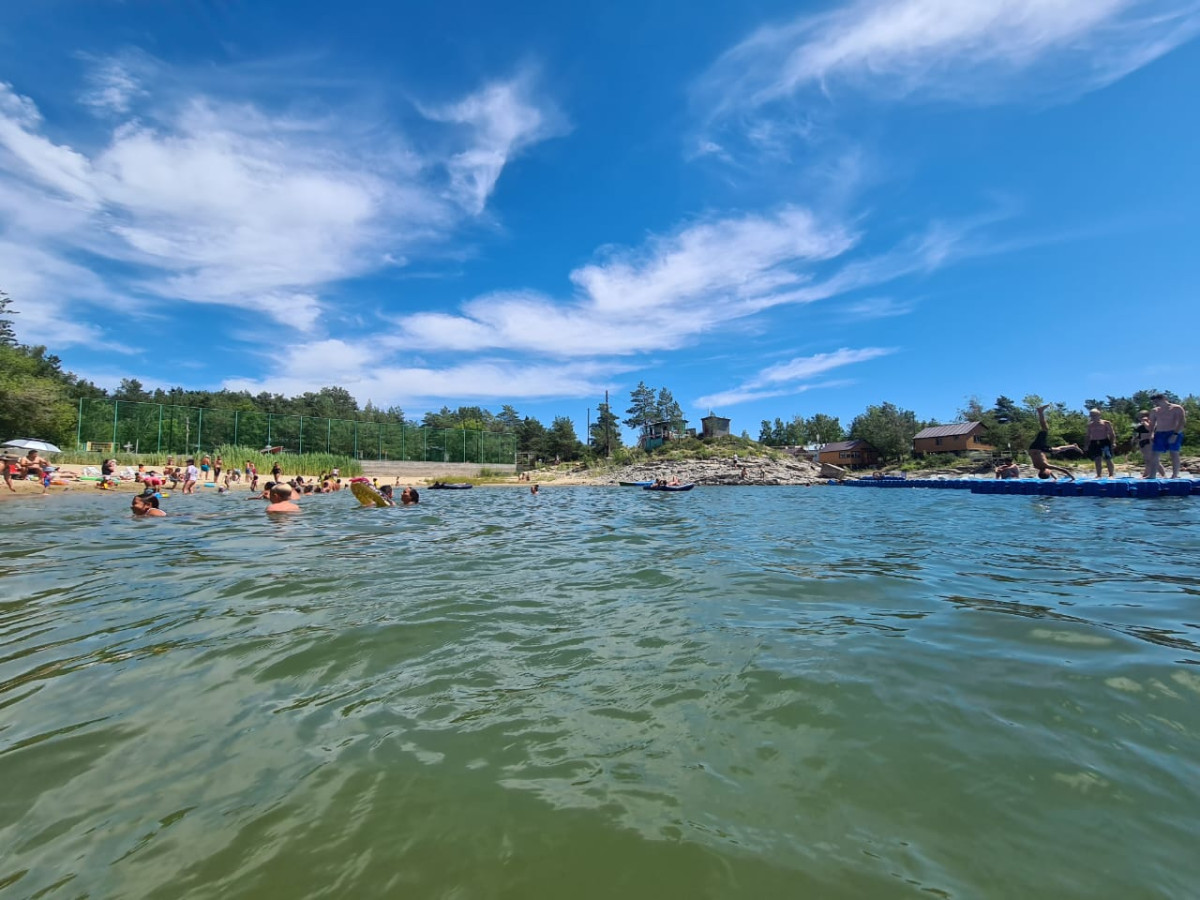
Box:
131 493 166 517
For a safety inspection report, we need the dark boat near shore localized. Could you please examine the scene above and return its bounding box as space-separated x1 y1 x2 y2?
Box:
429 482 473 490
618 480 655 487
643 483 695 492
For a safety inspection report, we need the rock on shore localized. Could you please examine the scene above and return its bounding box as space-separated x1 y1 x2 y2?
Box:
605 456 825 486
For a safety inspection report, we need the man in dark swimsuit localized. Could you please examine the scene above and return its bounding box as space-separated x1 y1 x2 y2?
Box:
1028 405 1075 480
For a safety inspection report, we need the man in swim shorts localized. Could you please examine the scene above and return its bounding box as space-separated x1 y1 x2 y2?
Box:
1149 393 1187 479
1084 408 1117 478
1028 404 1075 480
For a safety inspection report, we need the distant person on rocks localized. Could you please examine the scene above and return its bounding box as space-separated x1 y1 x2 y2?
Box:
1134 410 1167 478
1028 405 1076 480
213 455 223 483
265 483 300 513
1085 408 1117 478
1149 393 1187 479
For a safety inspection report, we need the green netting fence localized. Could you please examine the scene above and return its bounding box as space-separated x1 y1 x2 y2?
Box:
74 399 516 464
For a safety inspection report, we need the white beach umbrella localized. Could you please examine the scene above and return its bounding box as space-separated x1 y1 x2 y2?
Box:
2 439 63 453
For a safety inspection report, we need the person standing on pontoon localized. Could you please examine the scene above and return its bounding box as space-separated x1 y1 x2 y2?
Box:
1148 393 1187 479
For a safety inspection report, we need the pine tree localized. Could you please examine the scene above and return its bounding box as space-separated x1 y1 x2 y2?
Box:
624 381 657 431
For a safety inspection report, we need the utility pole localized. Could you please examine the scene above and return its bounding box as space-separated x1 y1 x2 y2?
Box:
605 389 611 458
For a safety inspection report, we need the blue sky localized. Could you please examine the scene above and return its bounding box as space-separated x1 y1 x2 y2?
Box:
1 0 1197 439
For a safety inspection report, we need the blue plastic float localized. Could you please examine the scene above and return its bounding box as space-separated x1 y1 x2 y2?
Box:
834 477 1197 498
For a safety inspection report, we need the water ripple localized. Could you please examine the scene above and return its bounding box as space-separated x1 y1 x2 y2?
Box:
1 486 1199 897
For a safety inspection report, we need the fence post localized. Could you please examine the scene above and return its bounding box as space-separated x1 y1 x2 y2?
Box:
299 416 304 454
157 403 163 452
234 410 239 447
267 413 272 448
353 421 358 459
197 408 203 454
112 400 119 447
327 419 331 453
76 398 83 450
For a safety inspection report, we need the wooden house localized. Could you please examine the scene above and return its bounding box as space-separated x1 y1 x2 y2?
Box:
639 419 686 451
701 414 731 439
912 423 993 456
817 439 880 468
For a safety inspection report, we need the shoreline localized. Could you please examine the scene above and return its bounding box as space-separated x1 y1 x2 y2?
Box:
5 457 1196 502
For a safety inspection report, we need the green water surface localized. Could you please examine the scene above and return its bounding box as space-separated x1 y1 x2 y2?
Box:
1 486 1198 899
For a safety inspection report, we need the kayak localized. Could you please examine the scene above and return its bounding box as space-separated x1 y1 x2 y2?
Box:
618 481 654 487
429 482 473 490
643 483 695 492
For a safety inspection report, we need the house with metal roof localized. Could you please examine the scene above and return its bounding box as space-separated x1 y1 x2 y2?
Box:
912 422 993 456
817 439 880 468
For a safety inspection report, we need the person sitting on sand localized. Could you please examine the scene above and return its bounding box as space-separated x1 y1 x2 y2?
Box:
131 492 166 517
265 483 300 513
1028 405 1076 480
21 450 52 479
995 459 1021 479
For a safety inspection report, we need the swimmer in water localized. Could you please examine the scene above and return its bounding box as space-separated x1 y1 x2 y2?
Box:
265 483 300 513
400 486 419 505
131 493 166 517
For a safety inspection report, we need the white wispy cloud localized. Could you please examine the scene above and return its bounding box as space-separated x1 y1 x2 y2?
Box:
397 206 859 356
420 73 568 214
698 0 1200 116
0 64 561 347
223 342 620 407
697 347 894 408
79 53 152 114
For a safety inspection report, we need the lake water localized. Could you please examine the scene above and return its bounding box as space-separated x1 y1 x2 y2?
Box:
2 485 1199 899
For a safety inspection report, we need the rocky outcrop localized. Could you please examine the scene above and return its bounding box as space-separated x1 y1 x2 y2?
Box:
605 456 825 486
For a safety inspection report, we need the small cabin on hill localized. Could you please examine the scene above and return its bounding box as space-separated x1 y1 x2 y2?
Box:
639 419 687 451
701 414 731 439
912 422 993 456
818 439 880 468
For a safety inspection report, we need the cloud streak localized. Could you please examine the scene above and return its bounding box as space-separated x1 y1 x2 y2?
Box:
697 347 894 408
698 0 1200 117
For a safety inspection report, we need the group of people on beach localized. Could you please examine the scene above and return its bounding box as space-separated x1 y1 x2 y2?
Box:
995 395 1187 481
2 449 56 493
